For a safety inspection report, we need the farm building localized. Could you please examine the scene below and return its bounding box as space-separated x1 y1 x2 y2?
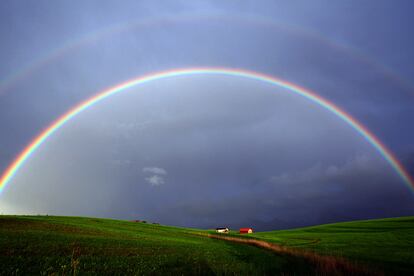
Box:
216 227 229 233
239 228 253 234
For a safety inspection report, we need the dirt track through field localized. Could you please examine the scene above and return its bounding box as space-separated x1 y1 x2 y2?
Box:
206 234 382 275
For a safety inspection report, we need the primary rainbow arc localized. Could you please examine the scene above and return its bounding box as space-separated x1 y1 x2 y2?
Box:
1 67 413 193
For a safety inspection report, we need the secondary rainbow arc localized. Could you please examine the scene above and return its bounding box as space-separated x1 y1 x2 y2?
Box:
1 67 413 194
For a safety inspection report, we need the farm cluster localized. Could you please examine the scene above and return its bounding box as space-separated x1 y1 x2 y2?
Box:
215 227 253 234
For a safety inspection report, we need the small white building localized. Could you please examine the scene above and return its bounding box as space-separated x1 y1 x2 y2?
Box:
216 227 229 233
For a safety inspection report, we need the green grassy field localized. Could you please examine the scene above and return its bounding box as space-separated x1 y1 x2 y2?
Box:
253 216 414 274
0 216 312 275
1 215 413 275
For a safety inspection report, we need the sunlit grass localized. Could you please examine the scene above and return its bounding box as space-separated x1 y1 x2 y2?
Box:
0 215 312 275
253 216 414 274
1 215 413 274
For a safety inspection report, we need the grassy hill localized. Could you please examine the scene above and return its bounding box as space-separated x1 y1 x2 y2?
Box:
0 216 312 275
252 216 414 274
1 215 413 275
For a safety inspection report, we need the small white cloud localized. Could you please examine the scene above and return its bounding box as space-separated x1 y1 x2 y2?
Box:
145 175 165 186
143 167 167 175
143 167 167 186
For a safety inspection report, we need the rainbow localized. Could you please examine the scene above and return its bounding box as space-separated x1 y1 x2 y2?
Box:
1 68 413 194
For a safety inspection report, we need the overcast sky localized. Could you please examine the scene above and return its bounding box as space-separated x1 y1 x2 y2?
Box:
0 1 413 230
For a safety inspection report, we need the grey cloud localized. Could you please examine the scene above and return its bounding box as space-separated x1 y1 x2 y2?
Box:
269 154 377 188
150 155 414 230
3 76 412 229
1 1 413 230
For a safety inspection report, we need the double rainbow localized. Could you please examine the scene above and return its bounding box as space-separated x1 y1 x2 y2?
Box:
1 68 413 193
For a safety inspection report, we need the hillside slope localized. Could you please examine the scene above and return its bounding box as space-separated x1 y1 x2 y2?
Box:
253 216 414 274
0 216 311 275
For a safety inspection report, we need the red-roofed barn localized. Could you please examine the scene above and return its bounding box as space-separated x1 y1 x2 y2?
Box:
239 228 253 234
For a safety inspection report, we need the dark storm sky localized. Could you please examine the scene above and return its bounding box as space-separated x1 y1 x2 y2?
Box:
0 1 413 230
